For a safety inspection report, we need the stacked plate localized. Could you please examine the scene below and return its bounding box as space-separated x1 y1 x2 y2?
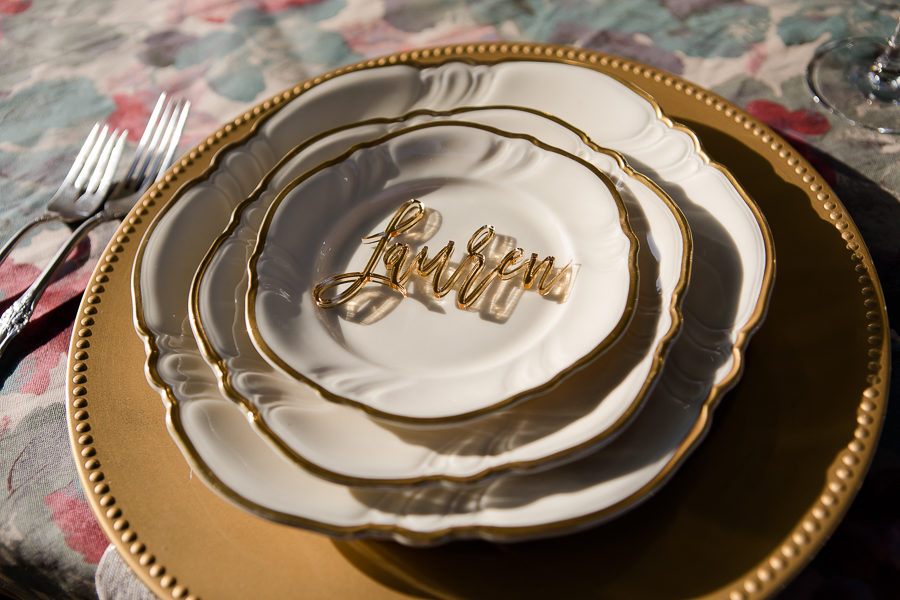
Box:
132 58 774 545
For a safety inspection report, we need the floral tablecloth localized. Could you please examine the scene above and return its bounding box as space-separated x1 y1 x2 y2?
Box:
1 1 897 598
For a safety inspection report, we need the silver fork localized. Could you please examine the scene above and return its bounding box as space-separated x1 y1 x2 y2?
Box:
0 95 190 358
0 124 128 267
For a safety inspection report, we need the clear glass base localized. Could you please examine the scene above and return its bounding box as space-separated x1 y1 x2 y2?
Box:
807 37 900 133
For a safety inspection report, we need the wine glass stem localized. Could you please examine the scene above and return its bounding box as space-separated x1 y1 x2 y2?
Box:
868 19 900 101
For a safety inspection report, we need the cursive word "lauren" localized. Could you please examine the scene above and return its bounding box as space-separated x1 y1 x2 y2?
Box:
313 200 574 310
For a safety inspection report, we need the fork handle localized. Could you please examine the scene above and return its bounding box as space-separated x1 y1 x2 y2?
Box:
0 211 106 358
0 213 62 268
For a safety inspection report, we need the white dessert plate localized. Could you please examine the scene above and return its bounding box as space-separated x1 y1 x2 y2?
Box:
245 121 639 422
190 106 689 484
134 58 774 543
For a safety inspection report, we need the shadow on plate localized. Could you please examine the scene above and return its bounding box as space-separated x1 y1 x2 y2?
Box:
328 121 893 599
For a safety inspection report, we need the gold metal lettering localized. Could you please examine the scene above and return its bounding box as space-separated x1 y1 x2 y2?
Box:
313 200 574 310
313 200 423 308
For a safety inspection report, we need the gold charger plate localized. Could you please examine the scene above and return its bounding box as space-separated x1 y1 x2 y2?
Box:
66 43 889 600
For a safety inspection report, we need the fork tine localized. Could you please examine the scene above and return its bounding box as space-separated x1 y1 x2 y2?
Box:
85 128 121 194
60 123 100 187
145 99 189 185
133 97 176 188
73 125 109 190
142 100 179 187
89 129 128 197
154 100 191 183
96 130 128 199
123 93 166 184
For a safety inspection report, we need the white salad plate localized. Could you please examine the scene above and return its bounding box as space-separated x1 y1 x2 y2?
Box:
134 59 773 543
190 106 690 484
245 121 639 422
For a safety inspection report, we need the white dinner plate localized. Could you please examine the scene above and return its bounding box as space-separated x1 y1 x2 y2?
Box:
246 121 638 422
134 59 773 543
190 106 689 484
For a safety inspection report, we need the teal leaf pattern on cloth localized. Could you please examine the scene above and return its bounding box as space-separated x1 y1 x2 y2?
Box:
775 3 889 47
233 4 354 65
164 2 352 102
0 79 114 146
208 54 267 102
777 13 850 46
174 31 247 69
138 30 198 68
469 0 769 57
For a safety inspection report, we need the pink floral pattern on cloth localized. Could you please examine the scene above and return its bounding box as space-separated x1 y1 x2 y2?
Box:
44 483 107 565
0 1 897 599
745 99 837 186
745 99 831 137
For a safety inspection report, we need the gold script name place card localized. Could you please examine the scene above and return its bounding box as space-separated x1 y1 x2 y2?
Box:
313 200 574 310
